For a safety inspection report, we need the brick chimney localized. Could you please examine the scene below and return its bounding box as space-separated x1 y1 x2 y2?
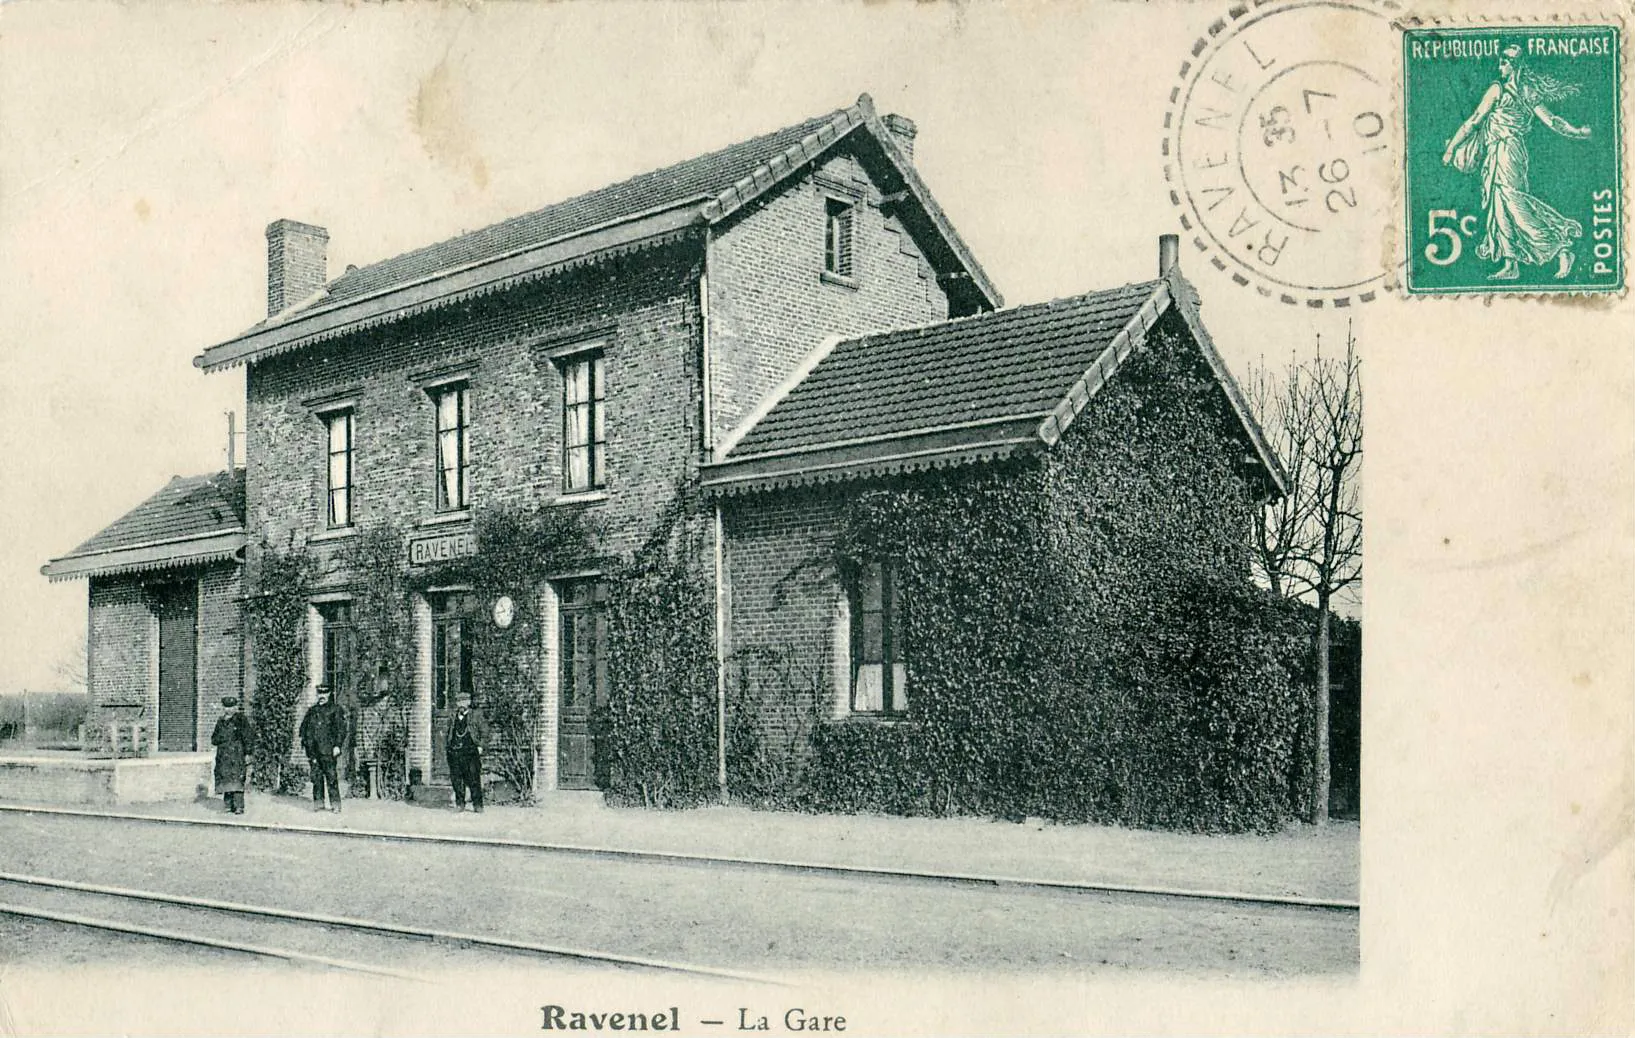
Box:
882 113 917 162
265 219 329 317
1159 233 1180 276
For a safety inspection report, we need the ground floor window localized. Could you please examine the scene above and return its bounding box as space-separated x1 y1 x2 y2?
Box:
318 601 356 698
850 562 908 715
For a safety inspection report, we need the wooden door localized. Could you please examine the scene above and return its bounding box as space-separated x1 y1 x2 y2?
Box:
154 582 198 752
557 581 607 790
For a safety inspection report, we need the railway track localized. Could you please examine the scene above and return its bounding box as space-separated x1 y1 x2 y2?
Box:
0 803 1360 912
0 870 782 984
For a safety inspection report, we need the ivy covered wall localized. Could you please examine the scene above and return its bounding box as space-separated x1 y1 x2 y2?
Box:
724 308 1312 832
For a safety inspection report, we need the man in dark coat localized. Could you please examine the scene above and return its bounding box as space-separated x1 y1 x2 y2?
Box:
445 692 491 812
299 684 347 812
210 696 251 815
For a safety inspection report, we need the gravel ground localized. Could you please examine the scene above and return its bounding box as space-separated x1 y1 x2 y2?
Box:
0 812 1356 977
40 792 1359 901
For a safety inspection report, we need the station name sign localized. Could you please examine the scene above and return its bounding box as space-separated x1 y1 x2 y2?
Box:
408 529 477 567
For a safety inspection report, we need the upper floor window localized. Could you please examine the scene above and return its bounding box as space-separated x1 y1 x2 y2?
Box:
850 562 908 715
824 198 855 279
323 410 354 528
432 383 471 512
562 353 606 493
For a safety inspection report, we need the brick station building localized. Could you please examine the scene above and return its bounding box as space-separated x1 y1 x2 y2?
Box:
46 93 1284 802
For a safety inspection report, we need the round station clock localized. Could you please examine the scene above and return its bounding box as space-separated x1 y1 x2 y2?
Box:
492 594 515 629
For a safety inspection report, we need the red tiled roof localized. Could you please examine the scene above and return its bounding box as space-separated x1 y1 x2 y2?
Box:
701 272 1286 496
43 471 246 582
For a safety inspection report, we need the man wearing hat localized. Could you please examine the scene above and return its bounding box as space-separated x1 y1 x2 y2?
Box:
299 684 348 812
445 692 491 813
210 696 251 815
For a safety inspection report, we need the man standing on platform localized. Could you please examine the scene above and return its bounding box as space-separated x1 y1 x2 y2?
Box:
446 692 490 813
210 696 251 815
299 684 347 812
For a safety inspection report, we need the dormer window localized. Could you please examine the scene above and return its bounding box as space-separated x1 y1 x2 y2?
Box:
824 198 855 279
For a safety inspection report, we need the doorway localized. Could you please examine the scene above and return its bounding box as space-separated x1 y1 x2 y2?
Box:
430 592 476 783
152 582 198 752
557 580 607 790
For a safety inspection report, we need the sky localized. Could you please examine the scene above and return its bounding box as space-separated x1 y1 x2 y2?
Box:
0 1 1358 693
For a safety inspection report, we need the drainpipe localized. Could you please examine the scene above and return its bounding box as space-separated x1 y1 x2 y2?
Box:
702 231 728 801
714 503 728 801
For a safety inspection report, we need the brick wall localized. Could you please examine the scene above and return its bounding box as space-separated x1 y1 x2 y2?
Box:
708 147 950 449
721 487 850 753
88 576 154 709
246 241 704 582
195 565 244 741
88 564 243 749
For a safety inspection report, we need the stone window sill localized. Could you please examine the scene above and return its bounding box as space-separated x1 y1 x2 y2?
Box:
419 510 473 528
552 490 608 506
833 712 912 726
309 526 358 543
820 270 860 291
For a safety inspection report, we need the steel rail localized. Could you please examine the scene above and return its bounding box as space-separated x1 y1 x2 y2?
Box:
0 900 424 980
0 803 1360 912
0 870 783 985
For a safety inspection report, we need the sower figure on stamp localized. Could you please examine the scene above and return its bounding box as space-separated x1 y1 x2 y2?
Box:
446 692 490 813
1443 44 1592 281
210 696 251 815
299 684 347 812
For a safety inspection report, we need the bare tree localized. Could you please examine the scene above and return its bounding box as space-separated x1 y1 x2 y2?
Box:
1248 327 1363 824
52 634 88 694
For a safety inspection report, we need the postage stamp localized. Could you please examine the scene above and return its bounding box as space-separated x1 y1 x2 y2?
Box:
1403 25 1623 294
1164 0 1401 307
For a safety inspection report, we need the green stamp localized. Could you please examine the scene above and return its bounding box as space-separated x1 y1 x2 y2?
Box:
1404 26 1622 294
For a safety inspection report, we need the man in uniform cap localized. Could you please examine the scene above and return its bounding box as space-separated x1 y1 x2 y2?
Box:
299 684 347 812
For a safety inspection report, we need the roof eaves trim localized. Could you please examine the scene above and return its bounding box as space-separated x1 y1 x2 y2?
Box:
196 204 706 372
1036 281 1171 448
702 437 1034 496
42 531 246 582
58 525 246 563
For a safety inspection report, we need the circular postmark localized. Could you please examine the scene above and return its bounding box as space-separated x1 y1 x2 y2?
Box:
1164 0 1401 305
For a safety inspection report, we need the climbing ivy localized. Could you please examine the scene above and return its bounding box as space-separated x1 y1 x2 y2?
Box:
753 311 1313 832
600 483 720 808
409 506 596 801
340 525 417 796
243 541 315 793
